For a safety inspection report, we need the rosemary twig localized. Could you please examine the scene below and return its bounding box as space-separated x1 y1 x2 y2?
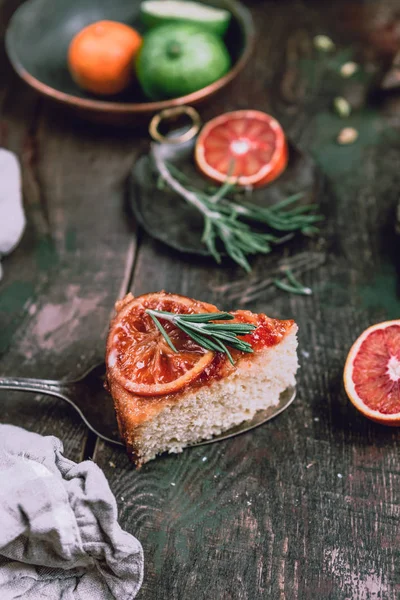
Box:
168 162 322 233
146 309 256 365
225 196 323 233
274 268 312 296
151 144 323 271
152 145 279 272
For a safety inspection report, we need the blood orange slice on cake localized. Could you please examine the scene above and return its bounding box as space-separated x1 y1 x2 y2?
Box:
107 292 215 396
195 110 288 187
344 320 400 425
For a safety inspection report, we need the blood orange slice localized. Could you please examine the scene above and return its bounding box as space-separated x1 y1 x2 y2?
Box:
344 320 400 425
195 110 288 187
106 292 216 396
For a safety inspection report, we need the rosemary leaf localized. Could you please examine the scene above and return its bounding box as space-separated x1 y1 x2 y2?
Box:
147 312 178 352
145 309 256 363
285 268 313 294
274 280 310 295
217 341 234 365
178 312 233 322
202 217 221 264
177 322 225 353
269 192 305 211
274 268 313 296
201 323 255 332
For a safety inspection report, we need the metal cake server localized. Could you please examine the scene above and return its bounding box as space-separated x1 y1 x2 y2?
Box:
0 363 122 446
0 364 296 447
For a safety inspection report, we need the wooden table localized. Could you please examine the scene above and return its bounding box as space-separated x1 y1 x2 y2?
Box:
1 1 400 598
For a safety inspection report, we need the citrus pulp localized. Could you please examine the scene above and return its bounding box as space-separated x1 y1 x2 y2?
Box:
344 320 400 425
195 110 288 187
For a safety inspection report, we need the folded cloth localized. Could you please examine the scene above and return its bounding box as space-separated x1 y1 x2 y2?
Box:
0 149 26 280
0 425 144 600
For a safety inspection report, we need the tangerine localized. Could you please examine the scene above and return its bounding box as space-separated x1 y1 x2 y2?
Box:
68 20 142 96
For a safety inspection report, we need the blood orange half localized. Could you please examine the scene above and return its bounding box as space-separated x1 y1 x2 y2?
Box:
106 292 216 396
195 110 288 187
344 320 400 425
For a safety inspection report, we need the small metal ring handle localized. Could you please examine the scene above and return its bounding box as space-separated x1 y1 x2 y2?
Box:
149 106 202 144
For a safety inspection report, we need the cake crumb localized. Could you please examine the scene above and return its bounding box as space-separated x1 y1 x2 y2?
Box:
247 501 252 506
202 457 207 462
109 461 116 468
120 496 125 501
306 462 315 469
314 417 319 422
337 473 343 479
301 350 310 358
171 482 176 486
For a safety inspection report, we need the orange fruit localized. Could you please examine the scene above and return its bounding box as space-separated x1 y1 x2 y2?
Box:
195 110 288 188
68 20 142 95
106 292 216 396
344 320 400 425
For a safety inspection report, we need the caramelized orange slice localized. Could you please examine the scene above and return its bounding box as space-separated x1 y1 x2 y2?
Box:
106 292 216 396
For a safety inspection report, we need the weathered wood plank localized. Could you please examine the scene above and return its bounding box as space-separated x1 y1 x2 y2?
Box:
0 110 139 459
0 2 139 459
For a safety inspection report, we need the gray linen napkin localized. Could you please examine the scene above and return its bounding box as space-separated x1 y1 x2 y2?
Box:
0 425 144 599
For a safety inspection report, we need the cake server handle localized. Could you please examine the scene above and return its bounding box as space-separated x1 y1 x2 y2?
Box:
0 375 67 398
0 369 123 446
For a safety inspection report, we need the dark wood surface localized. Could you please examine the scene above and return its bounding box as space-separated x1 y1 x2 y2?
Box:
1 1 400 598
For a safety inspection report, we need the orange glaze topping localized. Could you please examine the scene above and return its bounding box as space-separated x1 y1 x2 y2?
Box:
149 310 294 395
232 310 294 351
107 291 294 401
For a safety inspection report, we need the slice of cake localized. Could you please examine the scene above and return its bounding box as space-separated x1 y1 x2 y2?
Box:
106 291 298 466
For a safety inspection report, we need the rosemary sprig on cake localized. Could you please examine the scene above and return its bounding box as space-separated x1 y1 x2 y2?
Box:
146 309 256 364
151 145 322 272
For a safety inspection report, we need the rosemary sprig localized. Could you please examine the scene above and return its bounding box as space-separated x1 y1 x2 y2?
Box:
274 267 312 296
146 309 256 365
225 194 322 235
166 162 322 235
151 145 323 271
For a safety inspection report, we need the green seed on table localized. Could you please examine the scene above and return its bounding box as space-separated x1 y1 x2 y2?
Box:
313 35 335 52
337 127 358 145
333 97 351 118
340 61 359 78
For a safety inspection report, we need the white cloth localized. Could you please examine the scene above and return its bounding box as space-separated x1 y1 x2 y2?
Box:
0 425 144 599
0 149 26 279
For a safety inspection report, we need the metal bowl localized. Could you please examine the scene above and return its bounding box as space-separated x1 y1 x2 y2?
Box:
5 0 255 125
